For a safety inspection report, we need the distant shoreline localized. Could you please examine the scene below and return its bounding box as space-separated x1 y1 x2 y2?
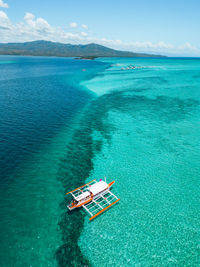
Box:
74 56 97 60
1 54 200 60
0 40 166 58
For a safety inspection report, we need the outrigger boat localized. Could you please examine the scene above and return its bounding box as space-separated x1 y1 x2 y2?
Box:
66 179 120 221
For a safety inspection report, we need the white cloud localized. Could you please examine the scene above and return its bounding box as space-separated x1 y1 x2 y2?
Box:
0 10 8 19
0 12 85 43
36 18 51 30
0 11 199 56
69 22 77 28
0 0 8 8
24 12 35 21
133 41 198 55
129 41 174 50
22 12 52 35
97 39 199 56
178 42 198 51
81 31 88 37
81 24 88 29
0 10 11 29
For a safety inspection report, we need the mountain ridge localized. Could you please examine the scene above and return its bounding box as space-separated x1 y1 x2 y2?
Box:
0 40 166 58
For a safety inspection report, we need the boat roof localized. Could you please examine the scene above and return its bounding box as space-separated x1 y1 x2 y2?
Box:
75 191 90 201
89 181 108 195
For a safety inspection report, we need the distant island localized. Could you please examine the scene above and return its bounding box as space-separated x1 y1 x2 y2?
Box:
0 40 165 58
74 56 98 60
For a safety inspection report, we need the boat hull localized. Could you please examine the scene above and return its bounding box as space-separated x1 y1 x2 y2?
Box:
67 205 76 211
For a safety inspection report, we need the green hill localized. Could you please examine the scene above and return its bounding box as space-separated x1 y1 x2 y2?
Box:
0 40 165 58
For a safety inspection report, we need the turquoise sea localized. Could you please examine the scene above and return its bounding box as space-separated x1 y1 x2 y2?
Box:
0 56 200 266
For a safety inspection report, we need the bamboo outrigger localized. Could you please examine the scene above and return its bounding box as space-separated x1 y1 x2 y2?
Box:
66 179 120 221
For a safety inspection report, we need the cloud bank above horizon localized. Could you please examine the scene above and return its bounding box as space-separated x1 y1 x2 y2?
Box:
0 9 199 56
0 0 8 8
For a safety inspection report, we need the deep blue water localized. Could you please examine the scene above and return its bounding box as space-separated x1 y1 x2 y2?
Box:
0 56 107 182
0 56 110 266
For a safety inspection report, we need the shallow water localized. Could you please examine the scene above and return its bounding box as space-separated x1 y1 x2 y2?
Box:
79 57 200 266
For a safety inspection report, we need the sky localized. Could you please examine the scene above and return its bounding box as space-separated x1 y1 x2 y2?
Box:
0 0 200 56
